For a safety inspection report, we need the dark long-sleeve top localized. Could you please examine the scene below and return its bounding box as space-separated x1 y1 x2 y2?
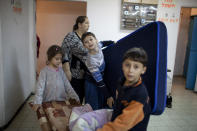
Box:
61 32 88 79
97 77 151 131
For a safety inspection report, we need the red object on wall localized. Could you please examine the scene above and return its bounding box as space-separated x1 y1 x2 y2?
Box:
37 35 41 58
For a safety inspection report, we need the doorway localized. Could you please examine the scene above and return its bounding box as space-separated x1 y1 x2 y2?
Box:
173 7 191 77
36 0 87 73
173 7 197 89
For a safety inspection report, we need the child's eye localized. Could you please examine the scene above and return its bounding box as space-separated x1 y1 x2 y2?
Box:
125 63 130 67
134 65 139 69
56 57 61 60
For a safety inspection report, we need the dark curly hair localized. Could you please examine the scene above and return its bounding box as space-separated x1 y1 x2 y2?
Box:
47 45 63 61
123 47 148 66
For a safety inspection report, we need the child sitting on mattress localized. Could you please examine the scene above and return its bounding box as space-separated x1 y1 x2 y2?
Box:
69 47 151 131
32 45 80 111
81 32 114 110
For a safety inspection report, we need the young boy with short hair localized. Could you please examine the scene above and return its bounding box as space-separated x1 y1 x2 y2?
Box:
97 47 151 131
81 32 113 110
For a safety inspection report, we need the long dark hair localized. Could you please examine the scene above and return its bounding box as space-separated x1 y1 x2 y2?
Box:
73 16 87 31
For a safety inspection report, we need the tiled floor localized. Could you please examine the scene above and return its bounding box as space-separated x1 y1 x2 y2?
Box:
4 76 197 131
148 76 197 131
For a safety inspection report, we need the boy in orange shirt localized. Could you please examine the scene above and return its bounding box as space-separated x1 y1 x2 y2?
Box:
98 47 151 131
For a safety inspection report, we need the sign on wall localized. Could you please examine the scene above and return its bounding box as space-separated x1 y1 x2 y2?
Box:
157 0 179 23
121 0 158 30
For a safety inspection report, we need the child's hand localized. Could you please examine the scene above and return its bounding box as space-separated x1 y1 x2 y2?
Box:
29 102 41 112
116 90 118 98
65 100 70 105
107 97 114 108
76 100 81 105
69 98 81 105
33 104 41 111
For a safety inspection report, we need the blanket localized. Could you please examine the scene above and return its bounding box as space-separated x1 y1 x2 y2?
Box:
69 104 113 131
30 99 80 131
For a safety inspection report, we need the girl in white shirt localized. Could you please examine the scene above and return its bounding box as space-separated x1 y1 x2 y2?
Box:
32 45 79 111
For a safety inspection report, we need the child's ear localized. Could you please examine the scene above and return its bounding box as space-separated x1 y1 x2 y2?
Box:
142 66 147 75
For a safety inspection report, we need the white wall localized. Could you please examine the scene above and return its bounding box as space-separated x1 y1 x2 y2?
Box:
157 0 197 78
87 0 130 42
0 7 5 126
0 0 36 126
87 0 197 79
28 0 37 92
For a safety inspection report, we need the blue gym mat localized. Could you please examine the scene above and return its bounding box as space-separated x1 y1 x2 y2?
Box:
103 21 167 115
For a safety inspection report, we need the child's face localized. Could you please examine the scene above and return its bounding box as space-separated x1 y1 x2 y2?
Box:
83 35 98 51
122 58 146 86
49 53 62 68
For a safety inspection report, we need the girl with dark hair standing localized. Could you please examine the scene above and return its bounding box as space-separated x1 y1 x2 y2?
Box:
61 16 90 104
32 45 80 111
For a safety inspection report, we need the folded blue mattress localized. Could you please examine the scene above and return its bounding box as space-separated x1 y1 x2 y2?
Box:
103 21 167 115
